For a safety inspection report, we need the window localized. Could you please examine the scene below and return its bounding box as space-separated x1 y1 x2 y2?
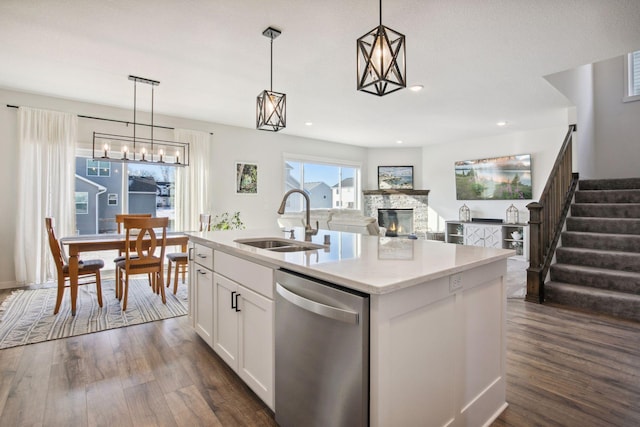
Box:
87 159 111 177
75 192 88 214
75 157 176 234
283 155 361 212
624 50 640 102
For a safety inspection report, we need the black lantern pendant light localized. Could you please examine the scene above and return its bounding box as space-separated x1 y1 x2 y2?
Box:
357 0 406 96
257 27 286 132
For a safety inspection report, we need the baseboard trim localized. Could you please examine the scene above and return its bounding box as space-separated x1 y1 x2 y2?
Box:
0 280 21 290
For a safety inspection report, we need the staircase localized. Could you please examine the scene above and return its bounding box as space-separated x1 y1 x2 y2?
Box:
545 178 640 321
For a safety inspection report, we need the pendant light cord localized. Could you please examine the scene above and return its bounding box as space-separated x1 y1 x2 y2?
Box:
270 37 274 91
151 85 154 145
133 80 137 144
379 0 382 26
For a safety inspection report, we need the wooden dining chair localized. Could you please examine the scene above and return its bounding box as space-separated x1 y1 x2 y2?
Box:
115 216 169 311
166 213 211 294
45 217 104 315
113 213 152 298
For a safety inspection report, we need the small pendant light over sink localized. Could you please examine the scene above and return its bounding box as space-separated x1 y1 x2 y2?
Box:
256 27 286 132
357 0 406 96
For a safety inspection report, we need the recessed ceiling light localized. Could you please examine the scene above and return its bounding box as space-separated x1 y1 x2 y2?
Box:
396 140 403 144
409 85 424 92
305 121 313 126
496 121 508 127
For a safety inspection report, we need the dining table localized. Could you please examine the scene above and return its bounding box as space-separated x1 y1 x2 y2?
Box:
60 231 189 315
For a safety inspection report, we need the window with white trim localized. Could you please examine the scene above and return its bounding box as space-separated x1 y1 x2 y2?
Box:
75 155 176 234
86 159 111 177
283 155 361 212
75 192 89 214
624 50 640 102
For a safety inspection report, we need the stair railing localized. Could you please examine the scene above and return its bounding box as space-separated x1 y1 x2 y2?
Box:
526 124 578 303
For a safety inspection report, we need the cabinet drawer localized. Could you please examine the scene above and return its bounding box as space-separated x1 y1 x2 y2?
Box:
193 243 214 270
214 251 274 299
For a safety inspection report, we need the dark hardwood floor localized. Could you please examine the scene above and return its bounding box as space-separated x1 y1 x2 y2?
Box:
0 289 638 426
494 300 640 427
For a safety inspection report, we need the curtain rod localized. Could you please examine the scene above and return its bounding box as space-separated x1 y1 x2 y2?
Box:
6 104 213 135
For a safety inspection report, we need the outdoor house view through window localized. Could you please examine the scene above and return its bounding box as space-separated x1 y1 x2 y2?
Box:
283 160 360 212
74 158 176 235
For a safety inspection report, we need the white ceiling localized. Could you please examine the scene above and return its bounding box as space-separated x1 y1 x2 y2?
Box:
1 0 639 148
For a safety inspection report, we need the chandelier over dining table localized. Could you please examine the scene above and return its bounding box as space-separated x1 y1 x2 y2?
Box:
93 75 189 166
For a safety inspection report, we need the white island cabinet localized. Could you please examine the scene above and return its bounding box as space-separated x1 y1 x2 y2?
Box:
369 261 506 425
189 242 214 346
212 251 274 409
188 245 275 410
187 228 512 426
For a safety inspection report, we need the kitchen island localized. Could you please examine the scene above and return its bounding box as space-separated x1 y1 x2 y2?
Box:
187 227 513 426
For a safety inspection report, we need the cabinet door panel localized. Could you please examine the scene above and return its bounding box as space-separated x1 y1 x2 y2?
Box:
188 243 195 327
483 226 502 248
238 286 274 409
464 225 485 246
214 251 273 298
213 273 239 368
194 265 214 346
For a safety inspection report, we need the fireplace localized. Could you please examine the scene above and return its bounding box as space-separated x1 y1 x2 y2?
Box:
363 189 429 237
378 209 413 237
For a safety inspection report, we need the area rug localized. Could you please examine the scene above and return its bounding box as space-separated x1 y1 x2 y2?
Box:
0 278 188 349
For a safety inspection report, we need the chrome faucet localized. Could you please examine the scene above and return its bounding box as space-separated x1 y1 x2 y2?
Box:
277 189 319 241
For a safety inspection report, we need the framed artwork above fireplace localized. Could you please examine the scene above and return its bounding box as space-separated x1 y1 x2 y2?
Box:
378 166 413 190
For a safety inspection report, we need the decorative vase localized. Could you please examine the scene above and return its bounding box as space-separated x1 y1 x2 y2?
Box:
506 204 519 224
459 204 471 222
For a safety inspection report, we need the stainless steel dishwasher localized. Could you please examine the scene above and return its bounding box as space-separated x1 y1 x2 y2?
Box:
275 269 369 427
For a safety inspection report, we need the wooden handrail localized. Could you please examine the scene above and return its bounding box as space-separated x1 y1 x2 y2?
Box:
525 124 578 303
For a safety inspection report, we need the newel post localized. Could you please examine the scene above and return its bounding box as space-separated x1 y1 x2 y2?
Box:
526 202 544 303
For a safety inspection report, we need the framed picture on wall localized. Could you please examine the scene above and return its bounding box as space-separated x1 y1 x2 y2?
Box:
454 154 532 200
378 166 414 190
236 162 258 194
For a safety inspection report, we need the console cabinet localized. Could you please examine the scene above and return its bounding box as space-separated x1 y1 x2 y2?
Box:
464 223 502 248
445 221 528 260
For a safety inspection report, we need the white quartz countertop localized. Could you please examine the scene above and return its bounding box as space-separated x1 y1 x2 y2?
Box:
187 228 513 295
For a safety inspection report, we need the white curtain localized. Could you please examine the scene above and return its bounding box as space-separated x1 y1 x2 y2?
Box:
14 107 78 285
174 129 212 231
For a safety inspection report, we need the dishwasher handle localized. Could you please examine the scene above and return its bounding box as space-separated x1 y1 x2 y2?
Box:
276 283 359 324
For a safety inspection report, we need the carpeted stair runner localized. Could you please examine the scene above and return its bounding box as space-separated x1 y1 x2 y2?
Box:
546 178 640 321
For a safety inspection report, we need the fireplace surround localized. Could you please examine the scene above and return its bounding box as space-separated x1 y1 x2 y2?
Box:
363 189 429 237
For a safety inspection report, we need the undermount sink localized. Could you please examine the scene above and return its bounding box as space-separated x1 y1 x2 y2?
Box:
235 238 325 252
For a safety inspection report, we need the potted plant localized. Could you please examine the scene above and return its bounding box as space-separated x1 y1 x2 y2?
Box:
212 211 245 230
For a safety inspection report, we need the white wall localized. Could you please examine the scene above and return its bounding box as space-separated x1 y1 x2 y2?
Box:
0 88 367 285
545 63 596 178
593 55 640 178
545 54 640 180
209 126 366 229
422 126 568 232
0 92 20 287
366 147 422 190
